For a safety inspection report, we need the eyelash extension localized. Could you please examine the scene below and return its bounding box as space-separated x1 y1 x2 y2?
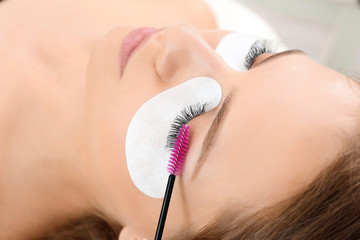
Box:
244 39 280 70
165 102 209 151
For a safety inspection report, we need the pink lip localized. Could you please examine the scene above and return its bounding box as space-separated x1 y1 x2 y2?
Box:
120 27 160 76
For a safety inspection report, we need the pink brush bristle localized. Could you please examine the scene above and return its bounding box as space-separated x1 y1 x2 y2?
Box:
167 124 190 176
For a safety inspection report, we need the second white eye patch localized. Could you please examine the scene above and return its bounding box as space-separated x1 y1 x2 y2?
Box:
215 32 288 71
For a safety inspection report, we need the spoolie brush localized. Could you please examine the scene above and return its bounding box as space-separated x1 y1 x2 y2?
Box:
154 124 190 240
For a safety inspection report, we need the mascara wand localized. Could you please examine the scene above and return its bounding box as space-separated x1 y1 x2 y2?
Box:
154 124 190 240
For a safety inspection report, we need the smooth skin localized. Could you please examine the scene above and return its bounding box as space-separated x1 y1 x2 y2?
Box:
1 0 359 240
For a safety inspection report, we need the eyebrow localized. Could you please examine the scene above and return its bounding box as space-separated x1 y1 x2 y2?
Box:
191 91 234 180
251 49 307 69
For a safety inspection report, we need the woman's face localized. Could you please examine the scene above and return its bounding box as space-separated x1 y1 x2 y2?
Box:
83 24 359 238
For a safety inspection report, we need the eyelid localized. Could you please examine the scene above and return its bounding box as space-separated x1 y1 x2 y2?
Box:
244 39 280 70
250 49 307 70
250 53 273 69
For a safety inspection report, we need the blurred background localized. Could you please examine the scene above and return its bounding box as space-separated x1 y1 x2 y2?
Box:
238 0 360 74
207 0 360 74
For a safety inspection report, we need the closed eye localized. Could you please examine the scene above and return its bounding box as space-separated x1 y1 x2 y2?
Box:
250 49 307 69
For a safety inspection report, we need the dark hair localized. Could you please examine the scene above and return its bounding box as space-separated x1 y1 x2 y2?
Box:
168 140 360 239
39 212 122 240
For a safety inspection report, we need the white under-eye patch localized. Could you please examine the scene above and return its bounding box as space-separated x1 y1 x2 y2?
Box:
215 32 288 71
125 77 222 198
216 32 258 72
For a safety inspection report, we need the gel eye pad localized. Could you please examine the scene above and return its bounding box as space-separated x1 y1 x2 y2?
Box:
215 32 287 71
125 77 222 198
215 32 258 72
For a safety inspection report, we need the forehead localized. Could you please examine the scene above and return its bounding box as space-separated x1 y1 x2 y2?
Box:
243 54 356 107
240 53 360 135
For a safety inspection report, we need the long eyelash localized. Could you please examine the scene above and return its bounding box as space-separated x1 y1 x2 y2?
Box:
244 39 279 70
165 102 209 151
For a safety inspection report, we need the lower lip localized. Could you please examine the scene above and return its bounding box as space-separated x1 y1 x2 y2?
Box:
120 27 159 76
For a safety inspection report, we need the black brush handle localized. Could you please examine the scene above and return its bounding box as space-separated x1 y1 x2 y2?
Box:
154 174 175 240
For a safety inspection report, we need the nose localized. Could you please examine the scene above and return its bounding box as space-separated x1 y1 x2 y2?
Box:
155 24 220 82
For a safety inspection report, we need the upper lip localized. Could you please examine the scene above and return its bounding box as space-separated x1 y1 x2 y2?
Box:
120 27 165 76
